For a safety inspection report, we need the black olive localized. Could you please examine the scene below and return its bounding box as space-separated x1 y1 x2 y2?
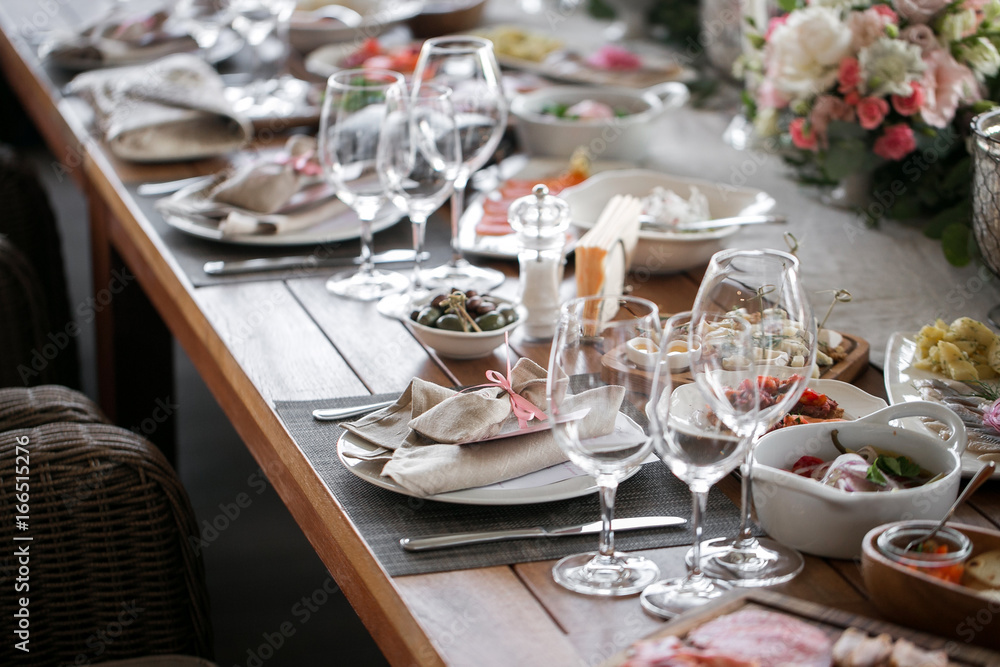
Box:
431 294 447 309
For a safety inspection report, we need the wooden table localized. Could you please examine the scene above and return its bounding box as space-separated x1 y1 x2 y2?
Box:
2 4 1000 665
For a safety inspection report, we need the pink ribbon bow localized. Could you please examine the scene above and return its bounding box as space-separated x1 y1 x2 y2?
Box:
467 333 548 430
276 150 323 177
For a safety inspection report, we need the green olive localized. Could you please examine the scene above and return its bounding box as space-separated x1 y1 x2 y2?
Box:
436 313 464 331
475 312 506 331
497 305 517 323
416 306 442 327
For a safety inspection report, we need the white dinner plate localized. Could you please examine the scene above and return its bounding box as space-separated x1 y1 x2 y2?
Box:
884 331 1000 478
158 180 404 247
670 378 887 428
457 158 635 259
336 411 645 505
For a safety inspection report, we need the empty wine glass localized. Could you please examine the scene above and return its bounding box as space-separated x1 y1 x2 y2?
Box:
689 248 817 587
376 83 462 319
411 36 508 293
318 69 408 301
641 311 756 619
226 0 296 115
547 296 664 596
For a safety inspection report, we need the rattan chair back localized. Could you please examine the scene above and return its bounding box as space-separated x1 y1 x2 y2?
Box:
0 418 213 665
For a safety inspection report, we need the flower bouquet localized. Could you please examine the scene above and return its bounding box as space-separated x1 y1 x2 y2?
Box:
743 0 1000 264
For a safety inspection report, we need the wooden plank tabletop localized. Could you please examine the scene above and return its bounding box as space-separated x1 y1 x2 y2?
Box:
3 3 1000 666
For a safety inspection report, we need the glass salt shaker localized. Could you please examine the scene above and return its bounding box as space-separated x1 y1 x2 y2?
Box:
508 184 570 340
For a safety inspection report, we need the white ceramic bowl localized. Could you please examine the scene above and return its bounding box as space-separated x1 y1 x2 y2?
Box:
560 169 776 274
289 0 422 54
510 83 689 160
752 401 967 560
409 297 525 360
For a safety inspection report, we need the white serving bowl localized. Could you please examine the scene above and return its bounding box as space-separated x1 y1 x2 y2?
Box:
510 83 689 160
289 0 422 54
560 169 776 274
409 296 525 360
752 401 967 560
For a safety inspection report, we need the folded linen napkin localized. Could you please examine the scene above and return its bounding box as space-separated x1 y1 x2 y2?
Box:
66 53 252 162
340 359 626 497
155 135 349 237
43 7 199 70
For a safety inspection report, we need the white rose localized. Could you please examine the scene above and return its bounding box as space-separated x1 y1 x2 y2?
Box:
959 37 1000 78
938 8 979 45
765 7 854 100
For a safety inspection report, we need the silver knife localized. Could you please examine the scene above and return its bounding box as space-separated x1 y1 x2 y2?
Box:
312 399 398 421
204 249 428 276
399 515 686 552
641 214 786 232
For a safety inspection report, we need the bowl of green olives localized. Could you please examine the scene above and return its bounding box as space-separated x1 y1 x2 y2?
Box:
408 289 524 359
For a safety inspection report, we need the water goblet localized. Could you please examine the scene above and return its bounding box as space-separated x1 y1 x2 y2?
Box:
318 69 409 301
225 0 296 115
376 83 462 319
688 248 817 587
546 296 663 596
411 36 508 293
640 312 756 618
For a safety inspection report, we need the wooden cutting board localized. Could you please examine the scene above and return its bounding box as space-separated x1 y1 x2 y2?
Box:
600 590 1000 667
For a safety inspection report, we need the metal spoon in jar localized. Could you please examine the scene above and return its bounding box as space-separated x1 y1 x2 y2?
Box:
903 460 996 552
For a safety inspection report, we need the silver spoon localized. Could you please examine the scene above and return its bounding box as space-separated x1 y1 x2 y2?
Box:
904 460 995 552
640 213 786 233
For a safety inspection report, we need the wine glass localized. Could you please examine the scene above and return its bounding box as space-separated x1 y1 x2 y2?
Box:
376 83 462 319
225 0 296 115
689 248 817 587
546 296 663 596
410 36 508 293
640 312 756 619
318 69 409 301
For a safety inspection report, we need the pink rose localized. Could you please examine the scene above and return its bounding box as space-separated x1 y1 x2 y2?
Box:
838 58 861 94
789 118 819 151
874 124 917 160
872 5 900 21
984 399 1000 432
892 81 925 115
765 15 789 41
848 7 897 50
921 49 982 128
856 96 890 129
844 90 861 106
900 24 940 54
893 0 951 24
809 95 856 148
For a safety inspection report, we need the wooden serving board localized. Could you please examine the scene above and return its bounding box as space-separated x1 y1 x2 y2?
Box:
600 331 871 393
600 590 1000 667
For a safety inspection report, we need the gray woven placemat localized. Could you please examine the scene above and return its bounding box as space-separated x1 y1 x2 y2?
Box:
274 394 752 577
129 185 450 287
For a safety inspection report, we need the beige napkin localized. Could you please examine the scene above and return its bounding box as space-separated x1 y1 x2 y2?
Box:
341 360 626 497
43 8 199 70
66 53 251 162
155 136 349 238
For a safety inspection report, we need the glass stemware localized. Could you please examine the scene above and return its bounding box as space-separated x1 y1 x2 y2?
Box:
318 69 409 301
688 248 817 587
546 296 663 596
410 36 508 293
225 0 297 115
641 312 756 619
376 83 462 319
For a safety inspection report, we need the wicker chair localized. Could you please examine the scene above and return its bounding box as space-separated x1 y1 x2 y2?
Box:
0 387 213 666
0 146 80 389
